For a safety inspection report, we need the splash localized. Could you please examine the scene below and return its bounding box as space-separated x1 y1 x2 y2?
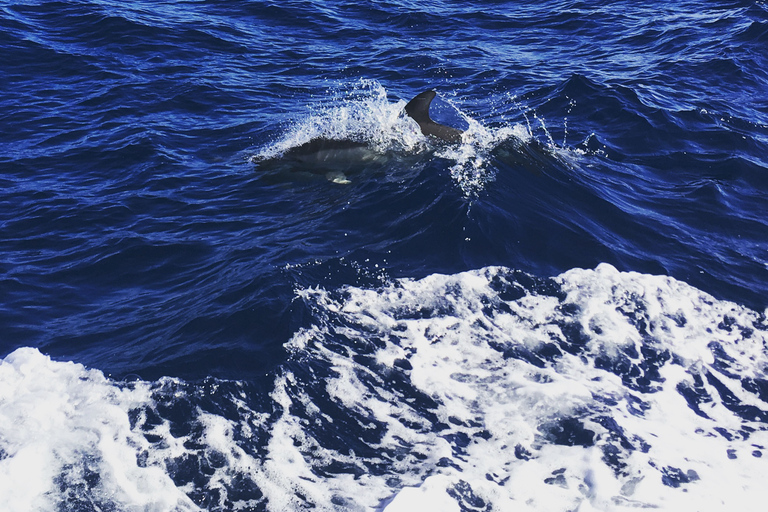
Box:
251 81 553 197
251 80 425 163
437 115 532 197
431 92 572 197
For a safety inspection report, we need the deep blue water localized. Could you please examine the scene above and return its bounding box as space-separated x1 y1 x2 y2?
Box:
1 1 768 510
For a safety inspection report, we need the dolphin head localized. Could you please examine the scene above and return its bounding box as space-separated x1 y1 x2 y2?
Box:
404 90 464 144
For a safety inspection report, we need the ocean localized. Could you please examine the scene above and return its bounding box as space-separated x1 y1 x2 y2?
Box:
1 0 767 510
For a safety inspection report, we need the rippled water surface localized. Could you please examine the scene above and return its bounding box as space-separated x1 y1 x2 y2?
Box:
1 1 767 510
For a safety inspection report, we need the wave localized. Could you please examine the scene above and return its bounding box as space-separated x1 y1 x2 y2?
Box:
2 264 766 511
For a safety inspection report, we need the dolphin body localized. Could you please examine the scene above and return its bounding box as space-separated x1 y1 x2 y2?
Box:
255 90 463 182
256 137 387 184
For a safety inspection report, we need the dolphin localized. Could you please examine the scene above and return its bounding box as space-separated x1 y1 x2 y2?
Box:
253 90 464 182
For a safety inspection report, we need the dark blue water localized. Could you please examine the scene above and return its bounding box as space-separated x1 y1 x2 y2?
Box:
1 1 767 510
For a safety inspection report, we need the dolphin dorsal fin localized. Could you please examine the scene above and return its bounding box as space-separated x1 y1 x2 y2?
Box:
404 90 437 124
404 89 464 143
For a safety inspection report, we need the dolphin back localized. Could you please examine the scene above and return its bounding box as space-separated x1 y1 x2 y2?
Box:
404 90 437 124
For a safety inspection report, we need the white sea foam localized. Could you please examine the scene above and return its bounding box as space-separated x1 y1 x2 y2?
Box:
0 348 198 512
1 264 766 511
283 263 768 511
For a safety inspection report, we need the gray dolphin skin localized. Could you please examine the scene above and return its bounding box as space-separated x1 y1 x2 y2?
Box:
404 90 464 143
279 138 378 169
261 138 381 183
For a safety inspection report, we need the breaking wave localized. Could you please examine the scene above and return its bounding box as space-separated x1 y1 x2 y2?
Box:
3 264 766 511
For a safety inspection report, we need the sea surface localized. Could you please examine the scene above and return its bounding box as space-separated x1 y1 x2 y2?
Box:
2 1 768 510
